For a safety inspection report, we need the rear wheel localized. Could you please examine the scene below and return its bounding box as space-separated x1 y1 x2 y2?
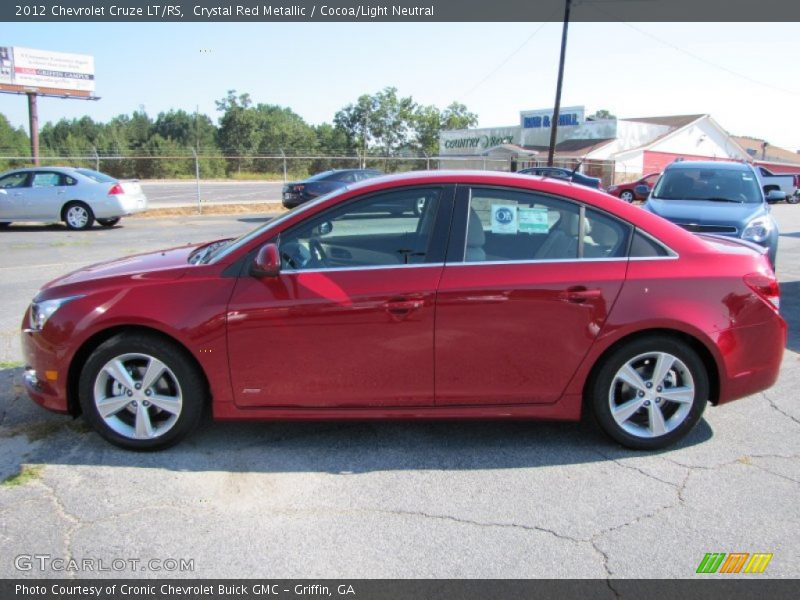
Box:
63 202 94 230
79 333 207 450
590 336 708 450
97 217 121 227
620 190 635 202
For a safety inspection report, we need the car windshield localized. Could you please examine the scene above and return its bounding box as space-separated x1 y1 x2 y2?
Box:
75 168 116 183
651 167 761 203
204 186 351 264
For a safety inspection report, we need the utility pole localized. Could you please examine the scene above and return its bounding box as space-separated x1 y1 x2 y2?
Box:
547 0 571 167
27 93 40 165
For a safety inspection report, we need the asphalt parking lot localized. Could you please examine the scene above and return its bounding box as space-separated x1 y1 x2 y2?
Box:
141 180 284 207
0 204 798 579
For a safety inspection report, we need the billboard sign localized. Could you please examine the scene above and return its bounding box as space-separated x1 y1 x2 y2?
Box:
0 46 94 96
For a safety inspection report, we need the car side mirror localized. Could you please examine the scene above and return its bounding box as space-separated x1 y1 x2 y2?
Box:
765 190 786 203
317 221 333 236
251 243 281 277
634 184 650 198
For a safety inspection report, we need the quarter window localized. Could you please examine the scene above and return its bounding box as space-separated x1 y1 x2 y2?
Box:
279 188 442 271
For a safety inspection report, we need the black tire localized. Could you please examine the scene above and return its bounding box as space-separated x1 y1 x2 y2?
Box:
619 190 635 203
590 336 708 450
787 194 800 205
97 217 121 227
78 333 207 450
62 201 95 230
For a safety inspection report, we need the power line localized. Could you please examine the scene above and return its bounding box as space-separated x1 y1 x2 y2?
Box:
462 14 559 97
585 2 800 97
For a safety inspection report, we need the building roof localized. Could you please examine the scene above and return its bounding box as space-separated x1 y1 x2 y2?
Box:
527 138 615 157
622 114 706 129
730 136 800 166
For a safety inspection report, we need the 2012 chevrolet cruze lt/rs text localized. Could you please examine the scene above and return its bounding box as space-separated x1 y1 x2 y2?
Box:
21 171 786 450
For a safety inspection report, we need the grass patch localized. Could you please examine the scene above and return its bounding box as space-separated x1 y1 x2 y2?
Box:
2 465 43 487
131 202 286 219
0 360 23 369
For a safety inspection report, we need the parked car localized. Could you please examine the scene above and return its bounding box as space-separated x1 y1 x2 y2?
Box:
21 171 785 451
606 172 660 202
0 167 147 230
755 166 800 204
639 161 781 267
517 166 601 189
282 169 383 208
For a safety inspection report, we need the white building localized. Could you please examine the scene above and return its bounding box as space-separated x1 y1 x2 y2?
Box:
438 106 800 185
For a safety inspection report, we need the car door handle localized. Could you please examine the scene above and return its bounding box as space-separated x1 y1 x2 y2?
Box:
384 297 425 314
560 286 602 304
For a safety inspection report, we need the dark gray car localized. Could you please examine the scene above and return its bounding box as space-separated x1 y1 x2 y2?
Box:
641 161 779 267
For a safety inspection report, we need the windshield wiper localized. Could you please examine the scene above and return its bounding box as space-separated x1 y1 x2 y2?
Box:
704 197 743 203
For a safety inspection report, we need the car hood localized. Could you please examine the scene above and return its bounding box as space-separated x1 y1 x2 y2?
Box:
41 244 197 291
644 199 766 226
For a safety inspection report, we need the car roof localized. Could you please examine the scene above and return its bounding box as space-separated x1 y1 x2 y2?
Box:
2 166 80 174
665 161 751 172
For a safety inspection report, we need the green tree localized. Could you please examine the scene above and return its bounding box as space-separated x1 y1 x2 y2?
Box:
589 109 616 120
0 114 29 170
334 87 417 159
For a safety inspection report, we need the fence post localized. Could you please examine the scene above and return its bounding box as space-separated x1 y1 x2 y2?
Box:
424 152 430 170
192 147 201 215
280 149 287 183
92 146 99 171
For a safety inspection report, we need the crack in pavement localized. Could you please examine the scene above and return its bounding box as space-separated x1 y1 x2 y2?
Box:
36 474 81 581
762 390 800 427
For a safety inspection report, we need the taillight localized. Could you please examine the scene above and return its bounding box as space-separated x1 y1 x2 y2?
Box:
108 183 124 195
744 272 780 310
294 184 305 192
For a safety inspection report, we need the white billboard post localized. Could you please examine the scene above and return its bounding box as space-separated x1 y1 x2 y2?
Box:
0 46 99 165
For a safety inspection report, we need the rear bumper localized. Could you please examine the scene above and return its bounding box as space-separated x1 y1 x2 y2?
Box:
715 314 787 405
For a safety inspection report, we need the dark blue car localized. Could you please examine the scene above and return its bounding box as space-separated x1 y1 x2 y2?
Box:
282 169 383 209
641 161 779 267
517 166 602 189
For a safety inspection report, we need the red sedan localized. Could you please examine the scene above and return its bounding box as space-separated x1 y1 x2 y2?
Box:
607 173 660 202
21 171 785 451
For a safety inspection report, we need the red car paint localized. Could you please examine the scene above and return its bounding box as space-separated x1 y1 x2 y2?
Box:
606 173 660 201
21 171 785 426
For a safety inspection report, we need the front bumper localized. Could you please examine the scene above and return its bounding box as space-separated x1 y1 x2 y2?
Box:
20 325 71 414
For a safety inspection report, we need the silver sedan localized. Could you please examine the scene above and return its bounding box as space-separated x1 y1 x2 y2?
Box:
0 167 148 230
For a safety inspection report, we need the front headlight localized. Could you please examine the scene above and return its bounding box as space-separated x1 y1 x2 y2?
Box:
28 296 82 331
742 217 774 244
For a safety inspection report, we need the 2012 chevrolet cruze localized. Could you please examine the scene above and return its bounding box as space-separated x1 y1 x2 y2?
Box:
21 171 786 450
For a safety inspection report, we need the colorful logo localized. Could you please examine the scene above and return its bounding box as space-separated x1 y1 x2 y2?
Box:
696 552 773 574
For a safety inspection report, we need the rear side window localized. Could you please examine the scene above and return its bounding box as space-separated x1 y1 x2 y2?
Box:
630 230 671 258
463 188 631 262
32 172 61 187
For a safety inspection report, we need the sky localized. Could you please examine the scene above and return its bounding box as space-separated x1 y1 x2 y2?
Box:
1 21 799 151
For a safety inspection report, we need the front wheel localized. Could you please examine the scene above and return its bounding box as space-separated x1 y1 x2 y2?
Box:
590 336 708 450
79 333 207 450
787 193 800 205
620 190 635 202
63 202 95 230
97 217 121 227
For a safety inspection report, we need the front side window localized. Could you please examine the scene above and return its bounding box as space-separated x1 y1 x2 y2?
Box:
279 187 442 271
0 172 29 189
463 188 631 262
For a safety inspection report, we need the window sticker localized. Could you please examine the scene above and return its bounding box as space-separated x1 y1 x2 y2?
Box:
491 204 518 234
519 207 549 234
